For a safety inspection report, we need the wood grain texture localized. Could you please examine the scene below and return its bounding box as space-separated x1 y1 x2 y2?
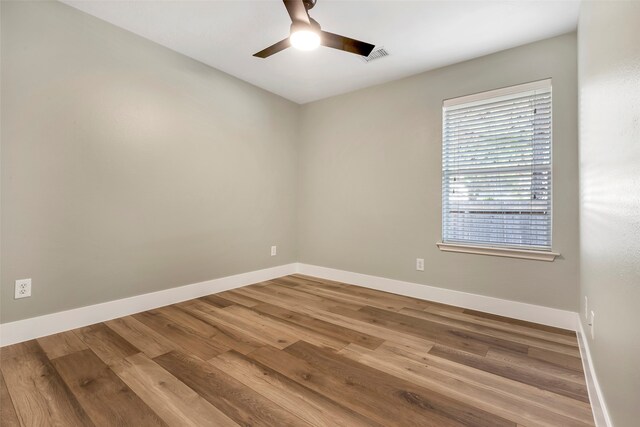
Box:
37 330 88 360
198 294 235 308
105 316 178 358
1 341 94 426
251 302 384 350
339 343 592 427
133 309 227 360
429 344 589 402
0 371 20 427
216 290 263 307
112 353 238 426
154 351 309 426
75 323 140 365
247 344 437 427
52 349 166 426
1 274 594 426
285 340 515 427
210 350 379 427
177 300 265 355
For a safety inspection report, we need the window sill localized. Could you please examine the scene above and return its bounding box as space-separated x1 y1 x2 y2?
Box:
436 242 560 262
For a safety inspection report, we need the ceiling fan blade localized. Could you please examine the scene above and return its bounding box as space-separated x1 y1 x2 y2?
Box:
321 31 375 57
253 38 291 58
283 0 310 25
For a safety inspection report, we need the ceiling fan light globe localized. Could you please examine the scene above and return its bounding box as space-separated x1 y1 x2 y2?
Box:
290 30 320 51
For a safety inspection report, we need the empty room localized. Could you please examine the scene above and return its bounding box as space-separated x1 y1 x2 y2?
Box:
1 0 638 425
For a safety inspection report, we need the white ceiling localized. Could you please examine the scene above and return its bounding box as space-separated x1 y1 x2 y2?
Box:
62 0 580 104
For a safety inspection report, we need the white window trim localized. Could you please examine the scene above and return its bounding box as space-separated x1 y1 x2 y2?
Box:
443 79 552 108
437 242 560 262
441 79 557 258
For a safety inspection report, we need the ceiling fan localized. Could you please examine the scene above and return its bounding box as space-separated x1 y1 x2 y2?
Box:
253 0 376 59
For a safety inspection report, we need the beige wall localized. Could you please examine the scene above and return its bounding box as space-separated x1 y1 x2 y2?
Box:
1 1 299 322
578 1 640 425
298 33 579 311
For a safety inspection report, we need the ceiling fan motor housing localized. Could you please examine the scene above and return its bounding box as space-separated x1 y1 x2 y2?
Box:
290 18 321 36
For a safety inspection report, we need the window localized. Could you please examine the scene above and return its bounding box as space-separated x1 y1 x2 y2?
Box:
441 80 553 256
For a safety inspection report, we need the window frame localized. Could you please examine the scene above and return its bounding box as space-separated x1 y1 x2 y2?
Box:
438 79 559 261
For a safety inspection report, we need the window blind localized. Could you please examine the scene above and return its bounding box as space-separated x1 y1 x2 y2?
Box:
442 80 552 250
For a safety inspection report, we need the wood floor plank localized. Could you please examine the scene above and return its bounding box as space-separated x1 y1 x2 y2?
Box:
251 302 384 350
1 341 94 426
247 344 456 427
276 279 407 312
286 340 516 427
462 309 576 336
528 346 585 372
486 347 587 385
281 275 423 312
193 304 300 349
198 294 235 308
269 280 376 311
176 300 265 354
52 349 166 426
225 304 349 351
376 342 594 424
246 281 364 311
0 370 20 427
331 305 490 356
105 315 178 358
291 274 466 313
2 275 594 426
400 306 580 352
233 285 321 309
133 309 226 360
362 305 535 355
402 306 579 347
216 289 264 307
154 350 310 426
238 286 439 355
227 305 350 351
340 343 593 427
239 282 364 315
155 305 232 346
284 301 439 354
75 323 140 365
429 344 590 403
112 353 238 427
211 350 381 427
37 330 89 360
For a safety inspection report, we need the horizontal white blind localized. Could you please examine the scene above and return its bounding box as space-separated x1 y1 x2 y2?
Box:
442 81 552 250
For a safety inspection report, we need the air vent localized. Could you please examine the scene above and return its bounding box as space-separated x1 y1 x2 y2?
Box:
361 47 389 63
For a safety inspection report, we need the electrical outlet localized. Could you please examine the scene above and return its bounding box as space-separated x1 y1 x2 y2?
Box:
271 246 277 256
15 278 32 299
589 310 595 340
416 258 424 271
584 296 588 319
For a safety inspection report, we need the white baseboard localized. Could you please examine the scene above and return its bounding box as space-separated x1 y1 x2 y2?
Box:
576 316 613 427
296 263 577 331
0 263 297 347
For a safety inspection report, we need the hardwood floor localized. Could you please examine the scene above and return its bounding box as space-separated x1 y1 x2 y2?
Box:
0 274 594 426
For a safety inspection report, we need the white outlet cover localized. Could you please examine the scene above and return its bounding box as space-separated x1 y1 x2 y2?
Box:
271 246 277 256
15 278 32 299
416 258 425 271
